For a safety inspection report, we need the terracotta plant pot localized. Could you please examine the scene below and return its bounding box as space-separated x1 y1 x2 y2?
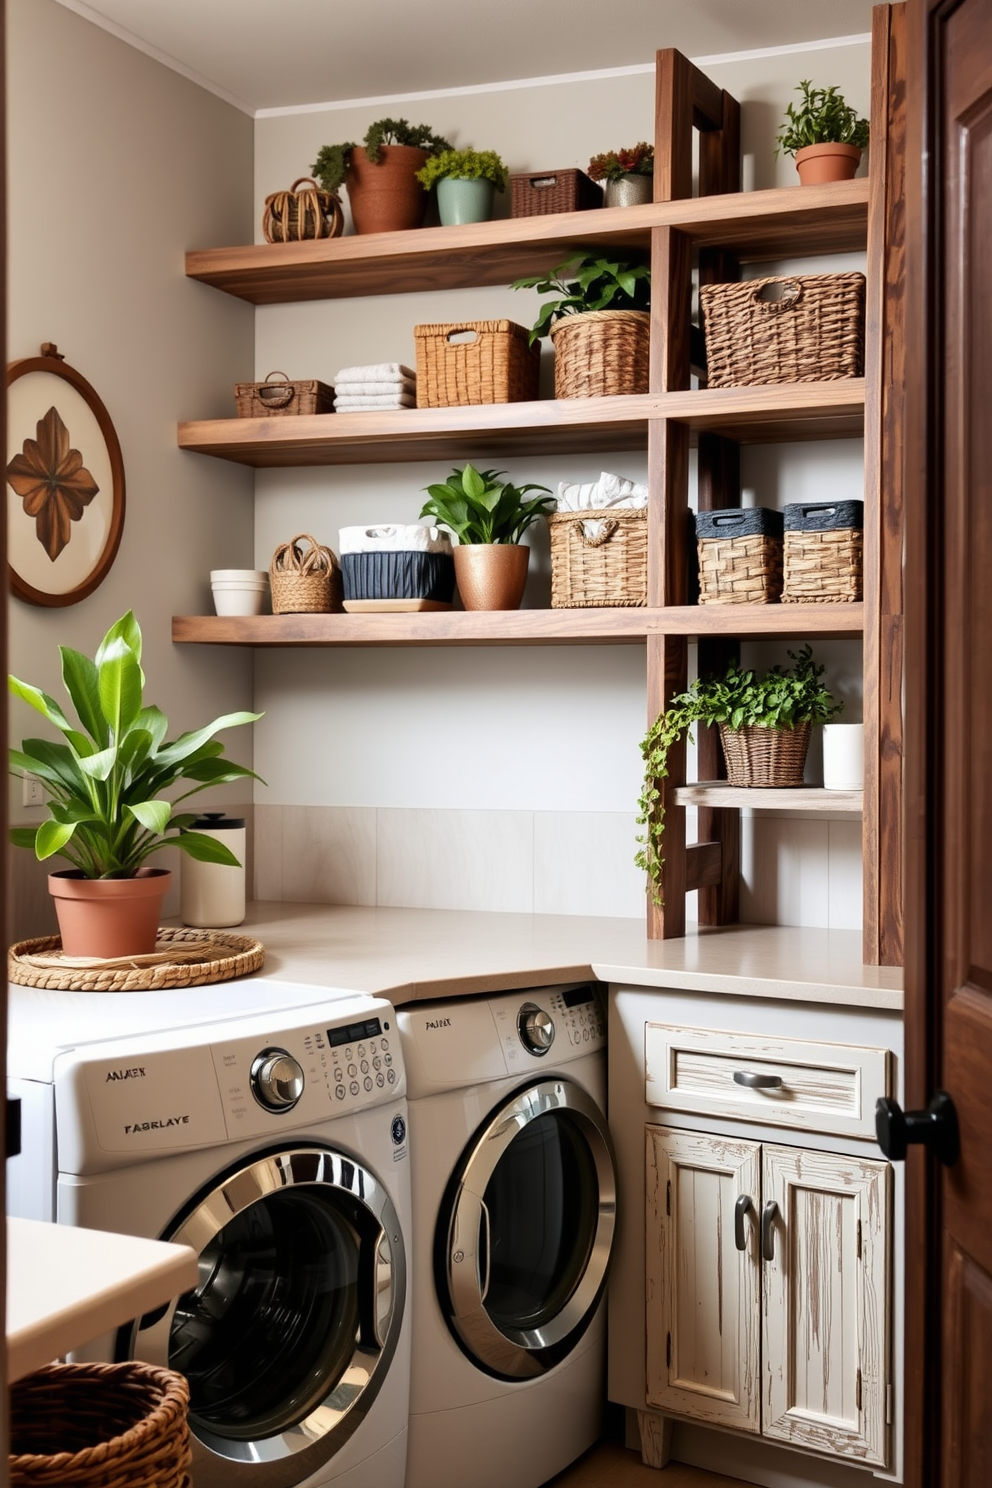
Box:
49 868 172 958
347 145 430 234
453 544 529 611
794 142 862 186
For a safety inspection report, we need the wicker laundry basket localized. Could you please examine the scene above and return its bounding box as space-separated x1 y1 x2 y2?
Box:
700 272 866 387
414 321 539 407
718 722 812 787
696 507 784 604
548 508 647 607
262 177 343 243
782 500 864 603
549 310 650 398
269 533 343 613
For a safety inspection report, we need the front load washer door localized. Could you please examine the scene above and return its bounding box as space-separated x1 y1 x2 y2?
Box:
436 1076 616 1381
122 1145 405 1488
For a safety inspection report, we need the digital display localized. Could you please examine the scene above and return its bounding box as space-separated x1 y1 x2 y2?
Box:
328 1017 383 1047
563 985 595 1009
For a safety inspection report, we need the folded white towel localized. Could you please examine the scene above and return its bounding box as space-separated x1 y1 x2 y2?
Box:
339 524 452 556
334 363 416 383
335 378 417 397
556 470 648 513
335 392 418 410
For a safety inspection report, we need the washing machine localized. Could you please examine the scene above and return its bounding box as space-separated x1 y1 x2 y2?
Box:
7 980 411 1488
396 982 616 1488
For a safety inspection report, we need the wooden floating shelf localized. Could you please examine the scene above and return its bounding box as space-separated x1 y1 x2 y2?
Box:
185 181 869 304
178 382 866 468
675 782 863 812
172 605 864 648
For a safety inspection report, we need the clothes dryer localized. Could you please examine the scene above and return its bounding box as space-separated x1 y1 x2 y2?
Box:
8 985 410 1488
396 983 616 1488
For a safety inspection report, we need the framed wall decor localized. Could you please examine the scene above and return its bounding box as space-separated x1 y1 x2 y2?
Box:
6 343 125 606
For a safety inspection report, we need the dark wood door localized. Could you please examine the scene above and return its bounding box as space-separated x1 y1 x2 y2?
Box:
904 0 992 1482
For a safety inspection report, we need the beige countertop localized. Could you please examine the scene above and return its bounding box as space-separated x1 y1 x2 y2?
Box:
232 903 904 1012
7 1218 198 1381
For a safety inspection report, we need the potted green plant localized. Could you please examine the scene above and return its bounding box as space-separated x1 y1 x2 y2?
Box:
587 142 654 208
512 254 651 398
419 462 554 610
416 148 508 227
9 610 261 957
635 647 841 905
311 117 452 234
775 80 870 185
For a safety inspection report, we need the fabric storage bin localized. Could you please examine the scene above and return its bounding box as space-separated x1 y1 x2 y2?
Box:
696 507 784 605
414 321 539 407
510 168 602 217
782 500 864 603
699 272 866 387
549 508 647 607
235 371 335 418
339 524 454 611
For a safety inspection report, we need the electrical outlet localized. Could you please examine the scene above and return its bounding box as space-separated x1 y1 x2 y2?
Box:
21 775 44 808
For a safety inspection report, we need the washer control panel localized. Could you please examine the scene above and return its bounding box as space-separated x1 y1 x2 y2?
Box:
545 983 606 1049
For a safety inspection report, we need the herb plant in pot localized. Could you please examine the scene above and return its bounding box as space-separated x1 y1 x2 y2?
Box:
9 611 261 958
635 646 840 905
416 148 508 227
512 254 651 398
775 80 870 185
587 142 654 208
419 463 554 610
312 118 452 234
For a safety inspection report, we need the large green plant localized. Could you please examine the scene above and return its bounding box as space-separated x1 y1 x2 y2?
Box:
9 611 261 878
775 80 870 157
416 148 508 192
312 118 453 193
512 254 651 346
420 463 554 545
635 646 841 905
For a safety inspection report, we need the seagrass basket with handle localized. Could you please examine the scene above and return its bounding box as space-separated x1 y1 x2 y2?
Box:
269 533 343 614
262 176 344 243
700 272 866 387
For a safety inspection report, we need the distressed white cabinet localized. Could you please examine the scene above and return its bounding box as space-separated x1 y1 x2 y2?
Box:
645 1125 891 1468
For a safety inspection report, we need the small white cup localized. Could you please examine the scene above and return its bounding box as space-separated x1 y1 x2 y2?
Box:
822 723 864 790
210 570 269 617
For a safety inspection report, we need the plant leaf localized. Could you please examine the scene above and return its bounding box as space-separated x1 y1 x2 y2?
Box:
127 799 172 835
35 818 78 860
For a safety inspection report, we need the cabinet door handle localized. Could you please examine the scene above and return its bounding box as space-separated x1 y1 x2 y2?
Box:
761 1200 779 1262
733 1070 783 1090
734 1194 754 1251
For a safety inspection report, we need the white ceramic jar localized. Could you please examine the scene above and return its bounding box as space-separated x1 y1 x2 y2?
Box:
822 723 864 790
181 813 246 927
210 570 270 616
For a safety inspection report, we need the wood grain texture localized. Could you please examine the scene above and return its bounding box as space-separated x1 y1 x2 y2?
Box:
635 1411 673 1470
942 1242 992 1488
684 842 722 892
674 783 863 812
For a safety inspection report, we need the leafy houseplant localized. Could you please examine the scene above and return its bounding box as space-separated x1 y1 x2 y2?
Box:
775 81 869 185
513 255 651 345
9 610 261 954
416 148 508 227
419 464 554 611
587 142 654 208
512 254 651 398
311 118 453 234
635 647 841 905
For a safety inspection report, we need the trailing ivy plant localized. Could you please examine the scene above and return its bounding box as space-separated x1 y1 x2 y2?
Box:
635 646 841 906
775 80 869 157
512 254 651 346
419 463 554 545
312 118 452 194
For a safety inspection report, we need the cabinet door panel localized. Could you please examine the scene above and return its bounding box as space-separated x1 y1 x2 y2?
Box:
645 1126 760 1432
761 1144 890 1466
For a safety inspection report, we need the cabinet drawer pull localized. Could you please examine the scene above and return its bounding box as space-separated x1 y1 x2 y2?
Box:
734 1194 754 1251
761 1200 779 1262
733 1070 783 1090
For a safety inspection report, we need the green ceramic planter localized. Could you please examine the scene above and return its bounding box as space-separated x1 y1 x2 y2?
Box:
436 176 496 226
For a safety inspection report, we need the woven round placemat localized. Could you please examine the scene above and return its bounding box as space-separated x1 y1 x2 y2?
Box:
8 926 265 993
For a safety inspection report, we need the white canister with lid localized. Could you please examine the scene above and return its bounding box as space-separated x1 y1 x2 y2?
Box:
181 813 246 927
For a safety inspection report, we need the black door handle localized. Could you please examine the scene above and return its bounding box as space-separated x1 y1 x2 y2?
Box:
875 1091 959 1167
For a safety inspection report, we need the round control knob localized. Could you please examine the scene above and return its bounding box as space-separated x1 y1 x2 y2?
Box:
517 1003 555 1056
250 1048 304 1111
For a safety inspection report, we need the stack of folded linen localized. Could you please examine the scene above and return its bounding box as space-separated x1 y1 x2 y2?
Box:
333 363 417 411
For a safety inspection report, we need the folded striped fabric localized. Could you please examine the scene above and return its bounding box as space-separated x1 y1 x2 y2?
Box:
334 363 416 383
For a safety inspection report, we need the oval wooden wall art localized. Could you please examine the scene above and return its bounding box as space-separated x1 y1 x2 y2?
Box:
6 343 125 607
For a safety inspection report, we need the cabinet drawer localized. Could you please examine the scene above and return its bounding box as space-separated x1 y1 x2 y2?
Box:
644 1023 891 1140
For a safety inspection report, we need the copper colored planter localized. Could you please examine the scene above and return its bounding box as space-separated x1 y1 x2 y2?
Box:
49 867 171 958
453 544 529 611
346 145 430 234
794 143 862 185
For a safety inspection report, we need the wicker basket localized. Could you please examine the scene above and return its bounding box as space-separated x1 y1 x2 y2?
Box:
700 272 866 387
262 177 344 243
270 533 343 614
549 310 650 398
235 371 335 419
719 722 811 787
9 1362 191 1488
549 509 647 607
414 321 539 407
696 508 784 605
782 500 864 603
510 168 603 217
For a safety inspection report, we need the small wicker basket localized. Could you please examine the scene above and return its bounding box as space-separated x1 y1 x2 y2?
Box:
700 272 866 388
696 508 784 605
548 509 647 607
782 500 864 603
549 310 650 398
719 722 811 787
270 533 343 614
510 168 602 217
9 1361 191 1488
414 321 539 407
262 176 344 243
235 371 335 419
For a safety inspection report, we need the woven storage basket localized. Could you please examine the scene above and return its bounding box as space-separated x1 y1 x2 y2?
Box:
510 168 602 217
9 1362 191 1488
782 500 864 603
270 533 343 614
696 507 784 605
262 176 344 243
235 371 335 419
549 508 647 608
414 321 539 407
549 310 650 398
719 722 812 787
700 272 866 387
